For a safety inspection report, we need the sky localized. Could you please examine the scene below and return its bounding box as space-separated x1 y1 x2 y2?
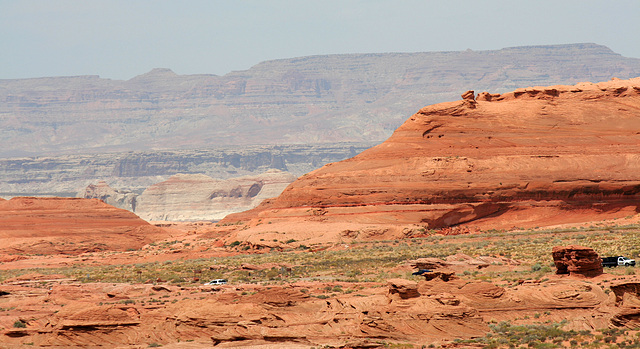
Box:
1 0 639 80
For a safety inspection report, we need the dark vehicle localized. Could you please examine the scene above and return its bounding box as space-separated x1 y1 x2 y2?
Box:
602 256 636 267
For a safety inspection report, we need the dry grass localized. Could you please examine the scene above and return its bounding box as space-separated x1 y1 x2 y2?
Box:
2 223 640 287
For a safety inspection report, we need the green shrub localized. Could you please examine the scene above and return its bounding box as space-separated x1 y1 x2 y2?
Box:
266 269 279 280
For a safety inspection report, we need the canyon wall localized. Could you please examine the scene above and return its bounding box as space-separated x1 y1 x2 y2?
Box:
0 143 370 197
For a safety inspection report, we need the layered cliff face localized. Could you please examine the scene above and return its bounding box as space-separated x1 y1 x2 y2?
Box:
0 197 168 255
0 143 370 197
133 170 296 221
1 44 640 157
225 77 640 230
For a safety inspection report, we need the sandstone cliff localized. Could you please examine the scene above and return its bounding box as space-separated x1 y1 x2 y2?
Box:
225 77 640 231
2 44 640 202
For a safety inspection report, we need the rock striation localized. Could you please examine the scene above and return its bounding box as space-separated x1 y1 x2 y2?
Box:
0 197 168 255
553 245 603 277
6 274 640 347
0 143 370 198
132 170 296 221
225 77 640 230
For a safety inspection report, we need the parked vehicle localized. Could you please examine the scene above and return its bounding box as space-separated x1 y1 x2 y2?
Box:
204 279 228 285
602 256 636 267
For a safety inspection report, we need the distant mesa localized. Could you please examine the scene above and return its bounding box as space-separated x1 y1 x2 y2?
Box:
139 67 177 76
79 170 296 221
224 77 640 230
134 170 296 221
1 43 640 157
127 68 178 82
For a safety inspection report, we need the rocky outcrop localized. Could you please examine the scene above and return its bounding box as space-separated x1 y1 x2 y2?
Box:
3 275 633 347
409 254 519 270
609 282 640 307
607 281 640 328
0 197 168 255
1 44 639 157
387 279 420 299
79 181 137 211
224 77 640 230
133 170 296 221
553 245 603 277
0 280 491 347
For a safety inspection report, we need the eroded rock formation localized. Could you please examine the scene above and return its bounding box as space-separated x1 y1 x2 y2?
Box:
553 245 603 277
225 77 640 230
387 278 421 299
4 273 638 347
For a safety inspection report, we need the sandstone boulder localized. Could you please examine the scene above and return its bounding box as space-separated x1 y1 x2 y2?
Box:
387 279 420 299
552 245 603 277
409 254 516 271
410 257 449 270
476 91 501 101
421 271 457 282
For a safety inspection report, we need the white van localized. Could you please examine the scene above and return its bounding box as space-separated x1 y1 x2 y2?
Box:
204 279 227 285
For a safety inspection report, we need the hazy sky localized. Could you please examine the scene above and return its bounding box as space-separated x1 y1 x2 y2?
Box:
1 0 639 80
